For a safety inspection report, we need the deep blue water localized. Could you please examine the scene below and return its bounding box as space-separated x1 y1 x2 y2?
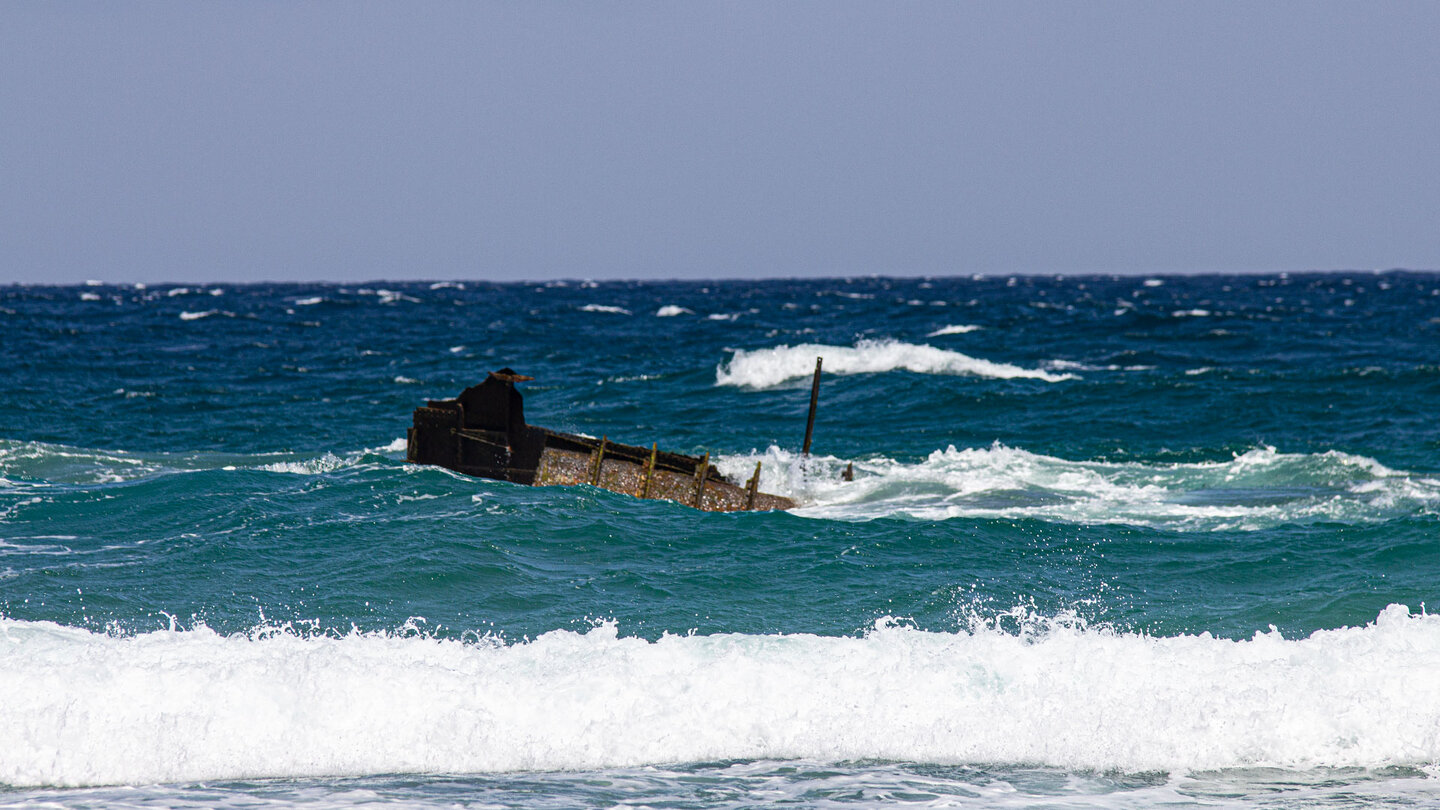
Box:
2 273 1439 807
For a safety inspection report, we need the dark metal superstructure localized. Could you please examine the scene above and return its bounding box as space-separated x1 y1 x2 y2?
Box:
406 370 795 512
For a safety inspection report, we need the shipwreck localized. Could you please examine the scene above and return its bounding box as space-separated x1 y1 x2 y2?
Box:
406 369 798 511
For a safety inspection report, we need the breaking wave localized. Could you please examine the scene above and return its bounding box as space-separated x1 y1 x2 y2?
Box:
715 444 1440 530
715 340 1076 389
578 304 632 315
3 606 1438 786
926 324 983 336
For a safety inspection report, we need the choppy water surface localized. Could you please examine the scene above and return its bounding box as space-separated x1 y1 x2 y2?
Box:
2 274 1439 807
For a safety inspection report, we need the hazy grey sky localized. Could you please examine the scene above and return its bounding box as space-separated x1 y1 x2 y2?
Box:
2 2 1437 284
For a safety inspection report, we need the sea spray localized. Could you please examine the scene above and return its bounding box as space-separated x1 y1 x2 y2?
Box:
714 444 1440 530
2 606 1439 786
714 340 1077 388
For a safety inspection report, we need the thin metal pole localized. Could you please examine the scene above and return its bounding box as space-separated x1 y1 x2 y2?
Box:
802 356 822 456
640 443 657 499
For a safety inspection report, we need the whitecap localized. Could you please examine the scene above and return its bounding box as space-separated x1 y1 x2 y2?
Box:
376 289 418 304
579 304 632 315
655 305 693 317
715 340 1077 389
926 324 982 337
257 453 350 475
374 437 408 454
723 443 1440 531
355 288 419 304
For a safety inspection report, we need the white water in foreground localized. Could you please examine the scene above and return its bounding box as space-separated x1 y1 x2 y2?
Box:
715 340 1076 388
3 606 1439 787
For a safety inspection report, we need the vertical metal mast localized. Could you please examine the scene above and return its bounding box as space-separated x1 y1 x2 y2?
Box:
802 356 822 457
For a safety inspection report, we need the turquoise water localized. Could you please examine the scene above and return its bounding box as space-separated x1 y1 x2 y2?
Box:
2 274 1439 807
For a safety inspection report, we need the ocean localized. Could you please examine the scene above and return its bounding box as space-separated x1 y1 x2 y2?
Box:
2 273 1439 808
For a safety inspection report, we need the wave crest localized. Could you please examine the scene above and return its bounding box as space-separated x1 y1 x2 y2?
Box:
715 444 1440 530
3 606 1438 786
715 340 1076 389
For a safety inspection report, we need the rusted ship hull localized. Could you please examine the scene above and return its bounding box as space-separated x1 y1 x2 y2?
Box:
407 370 795 512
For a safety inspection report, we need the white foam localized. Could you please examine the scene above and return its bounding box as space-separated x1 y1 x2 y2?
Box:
3 606 1438 787
0 440 180 487
0 440 393 487
78 292 101 302
294 297 324 306
926 324 982 337
354 289 419 305
178 310 216 321
716 444 1440 530
715 341 1078 389
256 453 351 475
655 305 692 317
393 376 420 385
1042 360 1154 373
372 438 409 454
579 304 631 315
